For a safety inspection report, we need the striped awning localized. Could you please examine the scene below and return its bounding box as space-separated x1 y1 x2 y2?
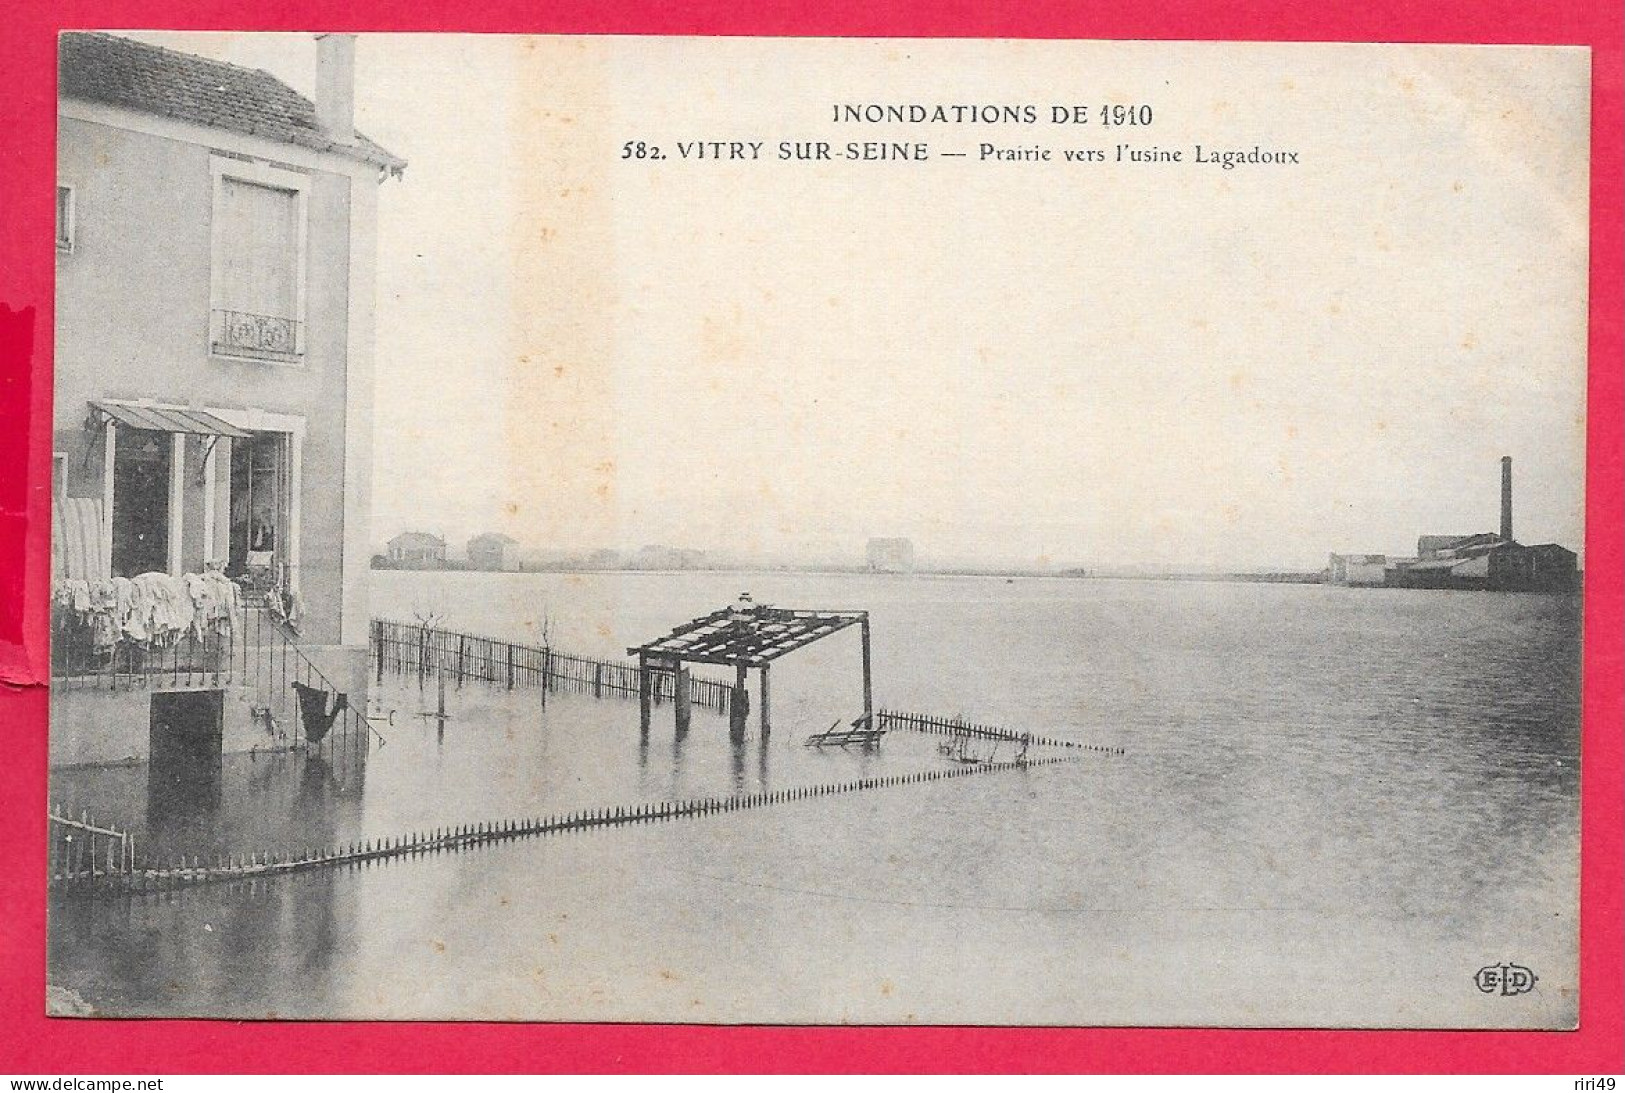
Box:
92 401 250 438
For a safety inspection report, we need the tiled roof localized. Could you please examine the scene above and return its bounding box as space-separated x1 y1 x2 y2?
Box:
59 32 405 174
389 532 445 548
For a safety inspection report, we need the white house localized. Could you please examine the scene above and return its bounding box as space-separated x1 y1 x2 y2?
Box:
52 32 403 765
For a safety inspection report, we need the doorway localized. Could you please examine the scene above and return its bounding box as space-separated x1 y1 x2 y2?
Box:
228 431 288 588
110 428 170 577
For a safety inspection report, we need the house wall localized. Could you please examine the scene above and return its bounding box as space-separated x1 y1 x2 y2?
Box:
468 542 508 570
340 173 378 648
1328 553 1387 586
1344 561 1387 586
388 543 444 567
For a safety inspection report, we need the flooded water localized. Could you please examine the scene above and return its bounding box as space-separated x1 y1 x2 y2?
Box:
49 571 1581 1027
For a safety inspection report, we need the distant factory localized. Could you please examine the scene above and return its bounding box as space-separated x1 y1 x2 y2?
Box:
1329 457 1578 593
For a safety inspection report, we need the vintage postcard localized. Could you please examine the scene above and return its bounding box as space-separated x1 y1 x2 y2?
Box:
45 33 1588 1027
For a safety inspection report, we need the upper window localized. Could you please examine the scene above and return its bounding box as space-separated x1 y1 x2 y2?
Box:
210 159 307 363
55 186 74 252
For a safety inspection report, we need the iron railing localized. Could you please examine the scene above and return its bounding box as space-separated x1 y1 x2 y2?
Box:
372 619 736 713
211 308 302 359
51 603 247 688
52 600 380 755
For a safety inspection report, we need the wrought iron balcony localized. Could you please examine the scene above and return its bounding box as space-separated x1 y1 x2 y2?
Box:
211 308 303 360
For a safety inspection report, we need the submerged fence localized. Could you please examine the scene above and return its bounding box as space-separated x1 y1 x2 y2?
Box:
49 805 136 885
878 709 1125 757
371 619 734 714
52 753 1082 895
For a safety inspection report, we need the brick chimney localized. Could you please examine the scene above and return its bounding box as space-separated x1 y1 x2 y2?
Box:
314 33 357 145
1500 456 1513 542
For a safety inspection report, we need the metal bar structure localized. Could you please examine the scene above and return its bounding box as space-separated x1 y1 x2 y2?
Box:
803 719 888 749
627 605 871 741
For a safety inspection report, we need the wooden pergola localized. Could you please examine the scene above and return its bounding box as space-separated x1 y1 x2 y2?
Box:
627 605 872 741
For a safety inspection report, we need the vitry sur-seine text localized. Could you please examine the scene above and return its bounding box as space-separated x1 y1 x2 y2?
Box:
619 100 1300 168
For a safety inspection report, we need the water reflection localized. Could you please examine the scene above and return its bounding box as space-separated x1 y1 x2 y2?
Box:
48 577 1583 1026
145 749 220 839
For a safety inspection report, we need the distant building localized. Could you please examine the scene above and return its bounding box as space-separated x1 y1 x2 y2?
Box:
515 546 578 571
1332 458 1578 594
387 531 445 569
628 544 706 570
1328 553 1387 586
866 537 915 573
466 532 518 571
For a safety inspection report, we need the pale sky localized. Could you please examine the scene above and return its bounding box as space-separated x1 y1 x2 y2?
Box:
125 34 1591 570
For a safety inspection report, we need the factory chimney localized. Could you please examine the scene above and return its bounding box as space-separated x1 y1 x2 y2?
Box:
1500 456 1514 542
314 33 357 145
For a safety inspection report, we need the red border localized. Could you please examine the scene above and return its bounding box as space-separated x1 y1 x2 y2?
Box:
2 0 1620 1074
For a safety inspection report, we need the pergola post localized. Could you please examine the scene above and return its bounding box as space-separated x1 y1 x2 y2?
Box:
759 665 771 740
730 663 749 743
673 663 692 736
638 653 652 736
860 612 873 730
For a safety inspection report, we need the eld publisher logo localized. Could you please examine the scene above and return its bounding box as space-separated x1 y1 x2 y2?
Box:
1475 963 1538 996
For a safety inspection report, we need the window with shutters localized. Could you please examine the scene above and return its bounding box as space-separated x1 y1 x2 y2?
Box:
209 159 307 362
